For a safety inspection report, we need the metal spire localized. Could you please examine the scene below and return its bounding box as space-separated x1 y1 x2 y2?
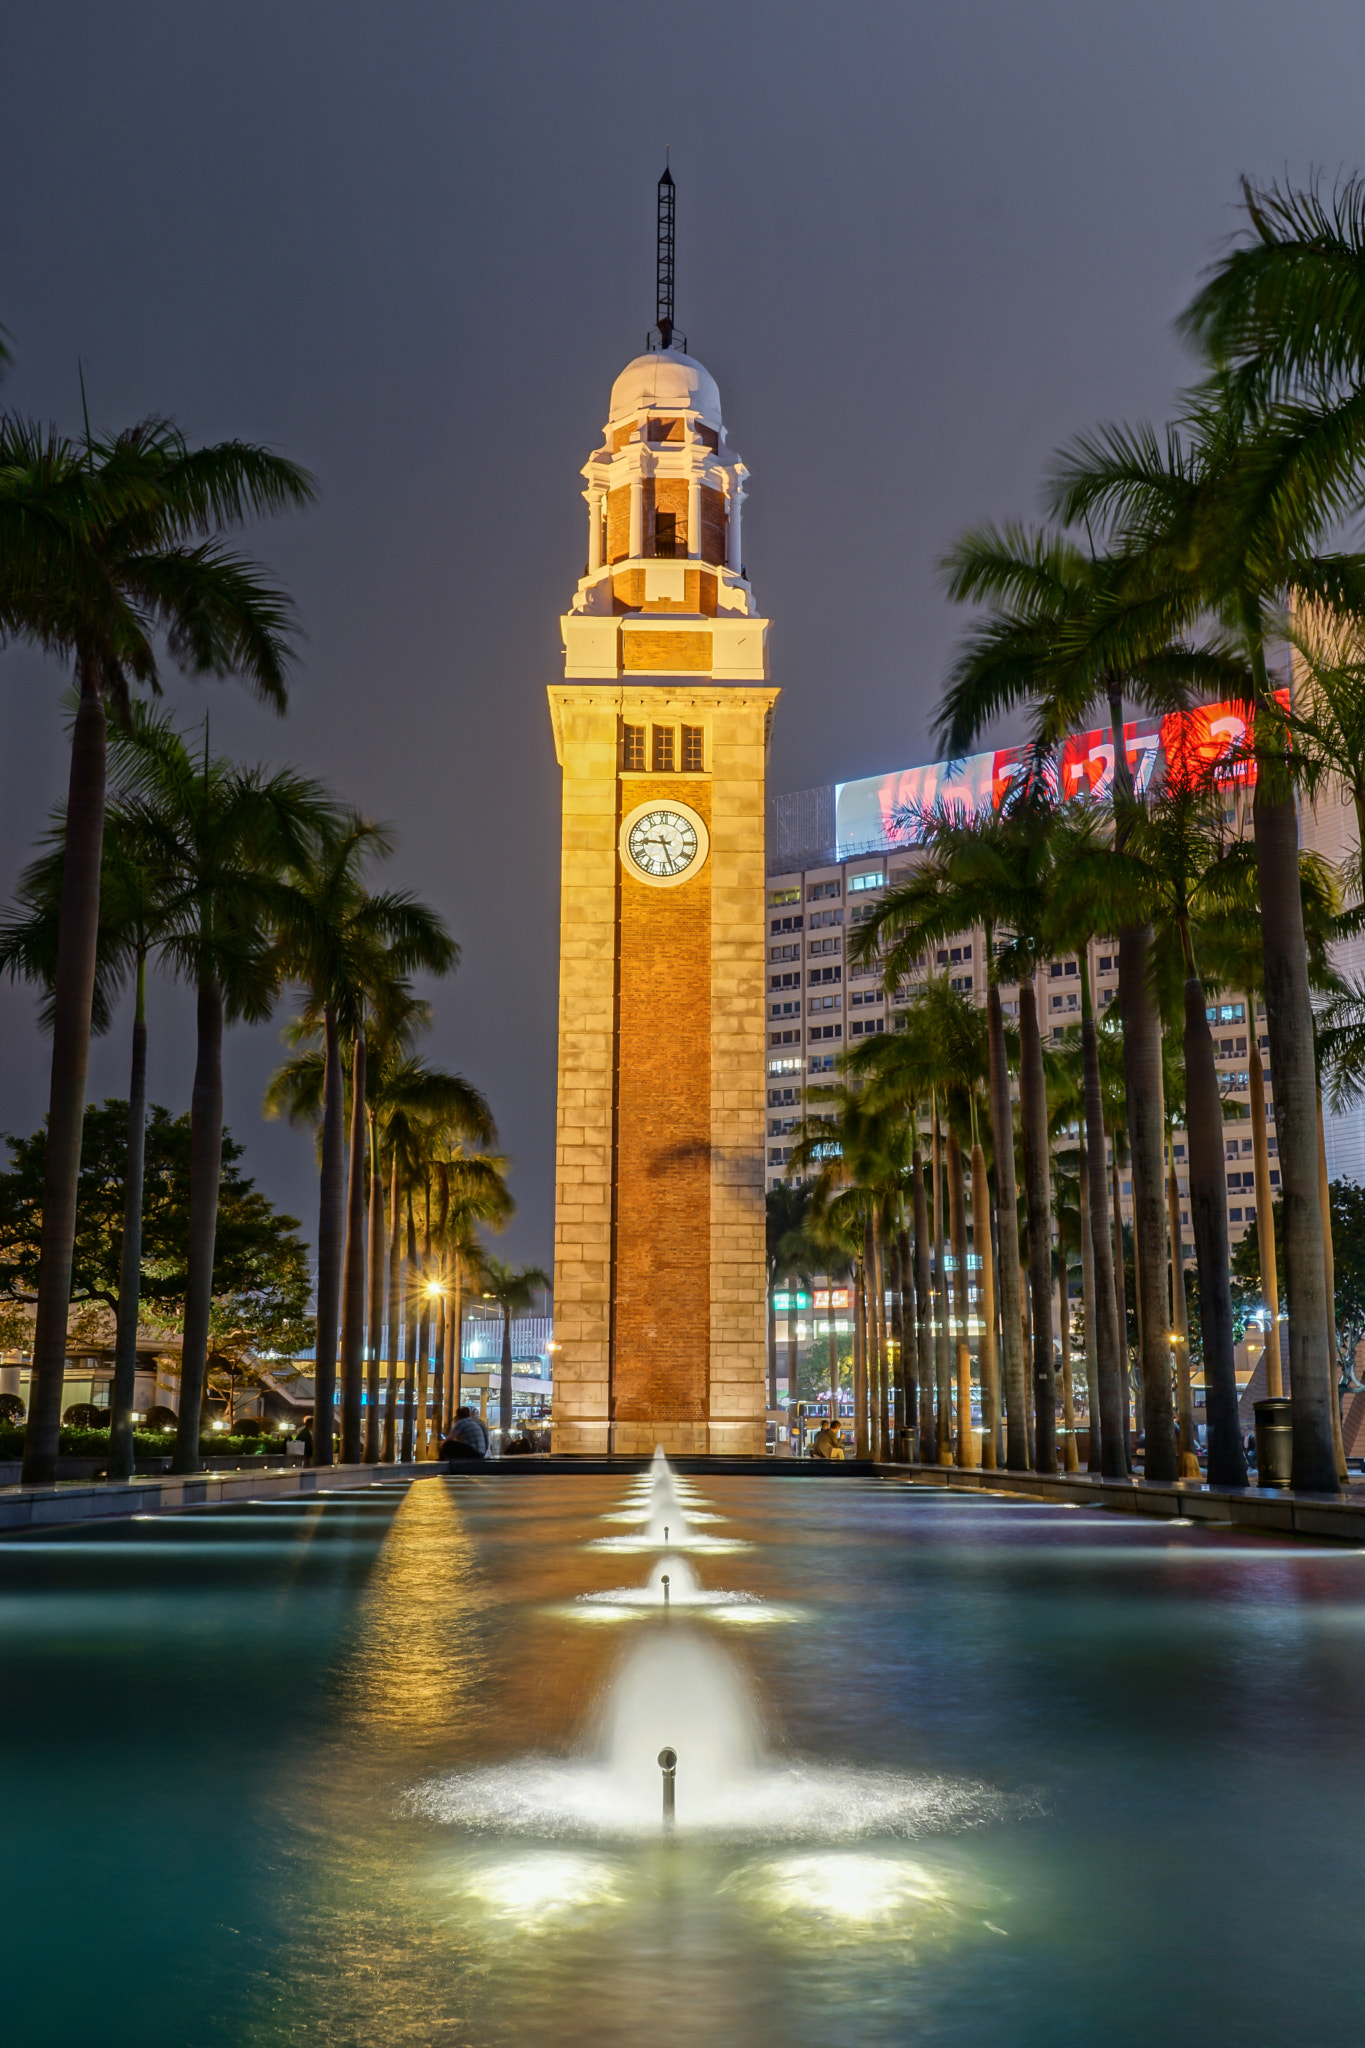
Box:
649 159 685 353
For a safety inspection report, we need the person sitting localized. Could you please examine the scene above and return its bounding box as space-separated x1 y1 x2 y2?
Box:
810 1421 843 1461
439 1407 488 1462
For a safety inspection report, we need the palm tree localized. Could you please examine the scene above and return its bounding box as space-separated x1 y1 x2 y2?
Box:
111 712 333 1474
765 1183 811 1413
480 1259 551 1441
854 807 1032 1467
0 414 312 1484
0 795 173 1481
434 1146 513 1435
271 1017 487 1462
934 527 1232 1483
851 984 996 1468
271 820 459 1463
1045 373 1365 1492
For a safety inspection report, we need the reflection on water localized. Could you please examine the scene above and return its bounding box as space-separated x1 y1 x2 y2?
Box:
3 1473 1365 2045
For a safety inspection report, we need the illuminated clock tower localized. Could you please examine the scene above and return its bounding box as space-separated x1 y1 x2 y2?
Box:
548 169 776 1455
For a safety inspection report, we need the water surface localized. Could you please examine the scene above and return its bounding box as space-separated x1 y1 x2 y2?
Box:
3 1474 1363 2046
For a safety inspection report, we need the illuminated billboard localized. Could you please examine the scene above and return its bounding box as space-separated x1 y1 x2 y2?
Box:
833 702 1260 861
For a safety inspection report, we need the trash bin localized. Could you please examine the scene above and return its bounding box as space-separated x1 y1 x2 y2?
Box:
898 1427 919 1464
1253 1397 1294 1488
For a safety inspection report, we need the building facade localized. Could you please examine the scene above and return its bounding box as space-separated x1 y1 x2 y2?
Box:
549 345 776 1455
762 711 1311 1265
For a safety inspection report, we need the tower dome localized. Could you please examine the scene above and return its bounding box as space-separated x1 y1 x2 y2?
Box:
609 350 722 430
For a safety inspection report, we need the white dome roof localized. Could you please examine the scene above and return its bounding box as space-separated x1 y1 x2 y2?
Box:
609 350 721 428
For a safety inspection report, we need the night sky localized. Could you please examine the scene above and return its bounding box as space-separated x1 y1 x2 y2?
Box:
4 1 1364 1267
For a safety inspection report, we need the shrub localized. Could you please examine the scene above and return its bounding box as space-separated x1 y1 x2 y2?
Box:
143 1405 179 1430
0 1392 24 1425
63 1403 109 1428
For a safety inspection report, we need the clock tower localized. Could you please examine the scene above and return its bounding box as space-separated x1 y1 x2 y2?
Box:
548 171 777 1456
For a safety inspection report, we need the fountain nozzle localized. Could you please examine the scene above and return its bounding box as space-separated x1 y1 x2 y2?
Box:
658 1746 677 1826
664 1525 669 1542
661 1572 670 1610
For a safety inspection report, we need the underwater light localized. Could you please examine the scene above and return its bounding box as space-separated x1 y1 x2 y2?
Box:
755 1852 946 1923
460 1852 621 1920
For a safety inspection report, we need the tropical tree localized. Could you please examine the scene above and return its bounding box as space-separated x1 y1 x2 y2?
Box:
480 1258 551 1441
1118 758 1249 1484
434 1145 513 1436
1044 365 1365 1492
765 1183 811 1413
109 711 334 1472
0 797 174 1480
0 1101 312 1390
269 820 459 1463
933 526 1235 1482
0 412 312 1485
852 808 1030 1465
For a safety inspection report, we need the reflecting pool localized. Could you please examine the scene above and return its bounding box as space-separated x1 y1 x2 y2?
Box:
3 1472 1365 2045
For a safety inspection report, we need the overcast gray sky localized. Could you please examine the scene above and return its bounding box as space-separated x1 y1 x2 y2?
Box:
3 0 1364 1266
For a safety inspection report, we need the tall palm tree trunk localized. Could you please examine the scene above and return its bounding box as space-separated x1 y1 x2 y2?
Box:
108 947 149 1484
1247 1003 1282 1397
853 1255 869 1459
931 1105 952 1462
1077 1136 1102 1472
912 1143 933 1462
1182 971 1246 1486
339 1030 367 1464
767 1278 778 1412
1119 928 1176 1479
1108 680 1176 1480
1317 1092 1348 1481
311 1001 345 1469
171 978 225 1476
383 1154 401 1462
499 1303 515 1439
432 1266 447 1451
1167 1133 1199 1480
23 671 107 1488
401 1198 418 1462
786 1273 799 1414
448 1252 464 1432
987 981 1028 1470
1081 1004 1124 1477
872 1213 890 1460
897 1222 915 1457
863 1218 880 1459
826 1273 840 1424
1017 974 1057 1473
1253 708 1337 1491
1020 1259 1035 1465
416 1184 433 1460
947 1130 977 1467
1110 1150 1133 1464
364 1120 384 1463
971 1142 999 1470
889 1230 905 1454
1057 1257 1079 1470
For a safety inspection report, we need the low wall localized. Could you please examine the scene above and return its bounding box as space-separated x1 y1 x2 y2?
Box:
0 1461 443 1533
882 1459 1365 1542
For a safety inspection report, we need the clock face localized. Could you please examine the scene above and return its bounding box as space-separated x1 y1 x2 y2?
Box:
627 808 698 879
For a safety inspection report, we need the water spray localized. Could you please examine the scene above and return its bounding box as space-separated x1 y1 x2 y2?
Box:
658 1746 677 1826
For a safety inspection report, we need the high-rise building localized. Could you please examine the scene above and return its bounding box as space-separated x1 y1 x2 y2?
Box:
548 173 776 1455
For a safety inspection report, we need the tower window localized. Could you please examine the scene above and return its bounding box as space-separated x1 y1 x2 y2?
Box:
651 726 675 772
622 724 645 772
681 725 705 772
653 512 678 559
